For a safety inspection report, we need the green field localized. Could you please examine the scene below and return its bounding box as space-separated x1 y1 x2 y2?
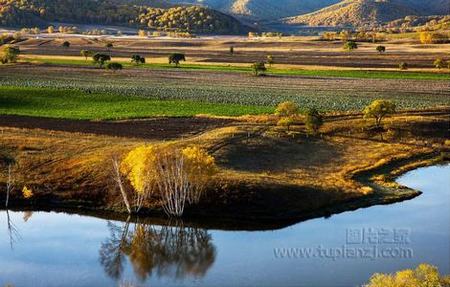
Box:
0 86 272 120
27 57 450 81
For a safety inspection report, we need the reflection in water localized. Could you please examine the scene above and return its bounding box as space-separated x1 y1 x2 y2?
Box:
99 219 216 283
5 210 21 250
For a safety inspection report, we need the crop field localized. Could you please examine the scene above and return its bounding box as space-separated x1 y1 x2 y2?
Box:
0 63 449 119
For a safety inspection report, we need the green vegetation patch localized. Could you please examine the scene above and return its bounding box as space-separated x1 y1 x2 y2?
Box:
27 57 450 81
0 86 272 120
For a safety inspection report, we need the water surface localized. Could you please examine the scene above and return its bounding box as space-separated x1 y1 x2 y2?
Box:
1 165 449 287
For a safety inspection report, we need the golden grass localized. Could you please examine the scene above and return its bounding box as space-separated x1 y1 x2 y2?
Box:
0 112 447 217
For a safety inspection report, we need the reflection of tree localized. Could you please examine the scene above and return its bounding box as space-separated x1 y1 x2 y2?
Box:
99 219 216 283
5 210 21 250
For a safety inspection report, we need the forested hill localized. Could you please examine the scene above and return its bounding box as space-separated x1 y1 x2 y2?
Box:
0 0 247 34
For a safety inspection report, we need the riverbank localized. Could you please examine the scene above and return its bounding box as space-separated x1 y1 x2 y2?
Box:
1 110 448 230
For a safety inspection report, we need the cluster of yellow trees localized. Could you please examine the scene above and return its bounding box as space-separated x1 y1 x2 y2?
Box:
115 145 217 217
419 31 449 44
0 0 243 34
366 264 450 287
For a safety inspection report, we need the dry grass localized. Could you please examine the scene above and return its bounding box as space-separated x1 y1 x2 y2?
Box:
1 111 447 221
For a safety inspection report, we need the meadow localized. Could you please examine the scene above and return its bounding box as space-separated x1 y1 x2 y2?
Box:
1 63 449 119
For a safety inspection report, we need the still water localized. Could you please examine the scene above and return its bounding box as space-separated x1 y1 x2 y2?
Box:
1 165 449 287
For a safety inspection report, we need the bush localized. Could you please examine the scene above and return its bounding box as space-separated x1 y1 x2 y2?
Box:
0 45 20 64
131 54 146 65
92 53 111 68
275 101 299 117
169 53 186 67
399 62 408 70
434 58 446 69
106 62 123 71
251 62 267 76
305 108 324 134
277 117 294 132
376 45 386 53
343 40 358 51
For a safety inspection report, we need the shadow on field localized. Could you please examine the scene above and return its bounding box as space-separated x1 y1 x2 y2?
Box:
217 134 342 173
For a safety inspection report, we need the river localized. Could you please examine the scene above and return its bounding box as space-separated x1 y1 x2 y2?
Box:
0 164 449 287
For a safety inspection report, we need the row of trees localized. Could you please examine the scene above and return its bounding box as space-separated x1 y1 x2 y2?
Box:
273 99 396 135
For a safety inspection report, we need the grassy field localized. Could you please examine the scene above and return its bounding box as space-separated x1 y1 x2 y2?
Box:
24 56 450 81
0 86 272 119
1 64 449 119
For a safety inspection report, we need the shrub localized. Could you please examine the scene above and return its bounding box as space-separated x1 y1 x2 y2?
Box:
107 62 123 71
169 53 186 67
62 41 70 48
0 45 20 64
267 55 274 67
92 53 111 67
399 62 408 70
363 99 396 127
305 108 324 134
376 45 386 53
275 101 299 117
343 40 358 51
251 62 267 76
131 54 146 65
277 117 294 132
434 58 446 69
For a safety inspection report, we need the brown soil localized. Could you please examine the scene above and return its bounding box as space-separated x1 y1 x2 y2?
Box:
0 115 234 140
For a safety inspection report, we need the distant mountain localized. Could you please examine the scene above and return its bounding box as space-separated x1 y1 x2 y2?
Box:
169 0 341 20
285 0 450 28
0 0 247 34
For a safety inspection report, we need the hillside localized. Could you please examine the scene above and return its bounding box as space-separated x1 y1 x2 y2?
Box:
170 0 340 20
0 0 247 34
285 0 450 28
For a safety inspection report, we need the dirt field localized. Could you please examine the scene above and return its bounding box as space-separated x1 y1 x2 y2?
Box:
15 36 450 69
0 115 233 140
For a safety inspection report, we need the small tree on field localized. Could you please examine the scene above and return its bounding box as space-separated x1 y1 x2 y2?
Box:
344 40 358 51
80 50 92 61
107 62 123 72
363 99 396 127
105 42 113 56
267 55 274 67
47 26 55 34
275 101 299 117
399 62 408 70
131 54 146 65
0 45 20 64
305 108 324 135
277 117 294 132
229 46 234 55
169 53 186 67
376 45 386 54
93 53 111 68
252 62 267 76
62 41 70 48
433 58 446 69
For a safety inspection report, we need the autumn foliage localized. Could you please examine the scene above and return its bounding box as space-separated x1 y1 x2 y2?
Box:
119 145 217 216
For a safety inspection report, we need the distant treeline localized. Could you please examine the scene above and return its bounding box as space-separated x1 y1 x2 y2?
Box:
0 0 247 34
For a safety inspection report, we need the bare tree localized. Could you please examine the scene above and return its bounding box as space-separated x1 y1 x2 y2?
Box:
156 152 189 217
5 163 13 208
112 157 131 214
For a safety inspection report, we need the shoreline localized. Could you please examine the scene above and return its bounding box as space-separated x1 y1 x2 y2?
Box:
2 153 446 231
